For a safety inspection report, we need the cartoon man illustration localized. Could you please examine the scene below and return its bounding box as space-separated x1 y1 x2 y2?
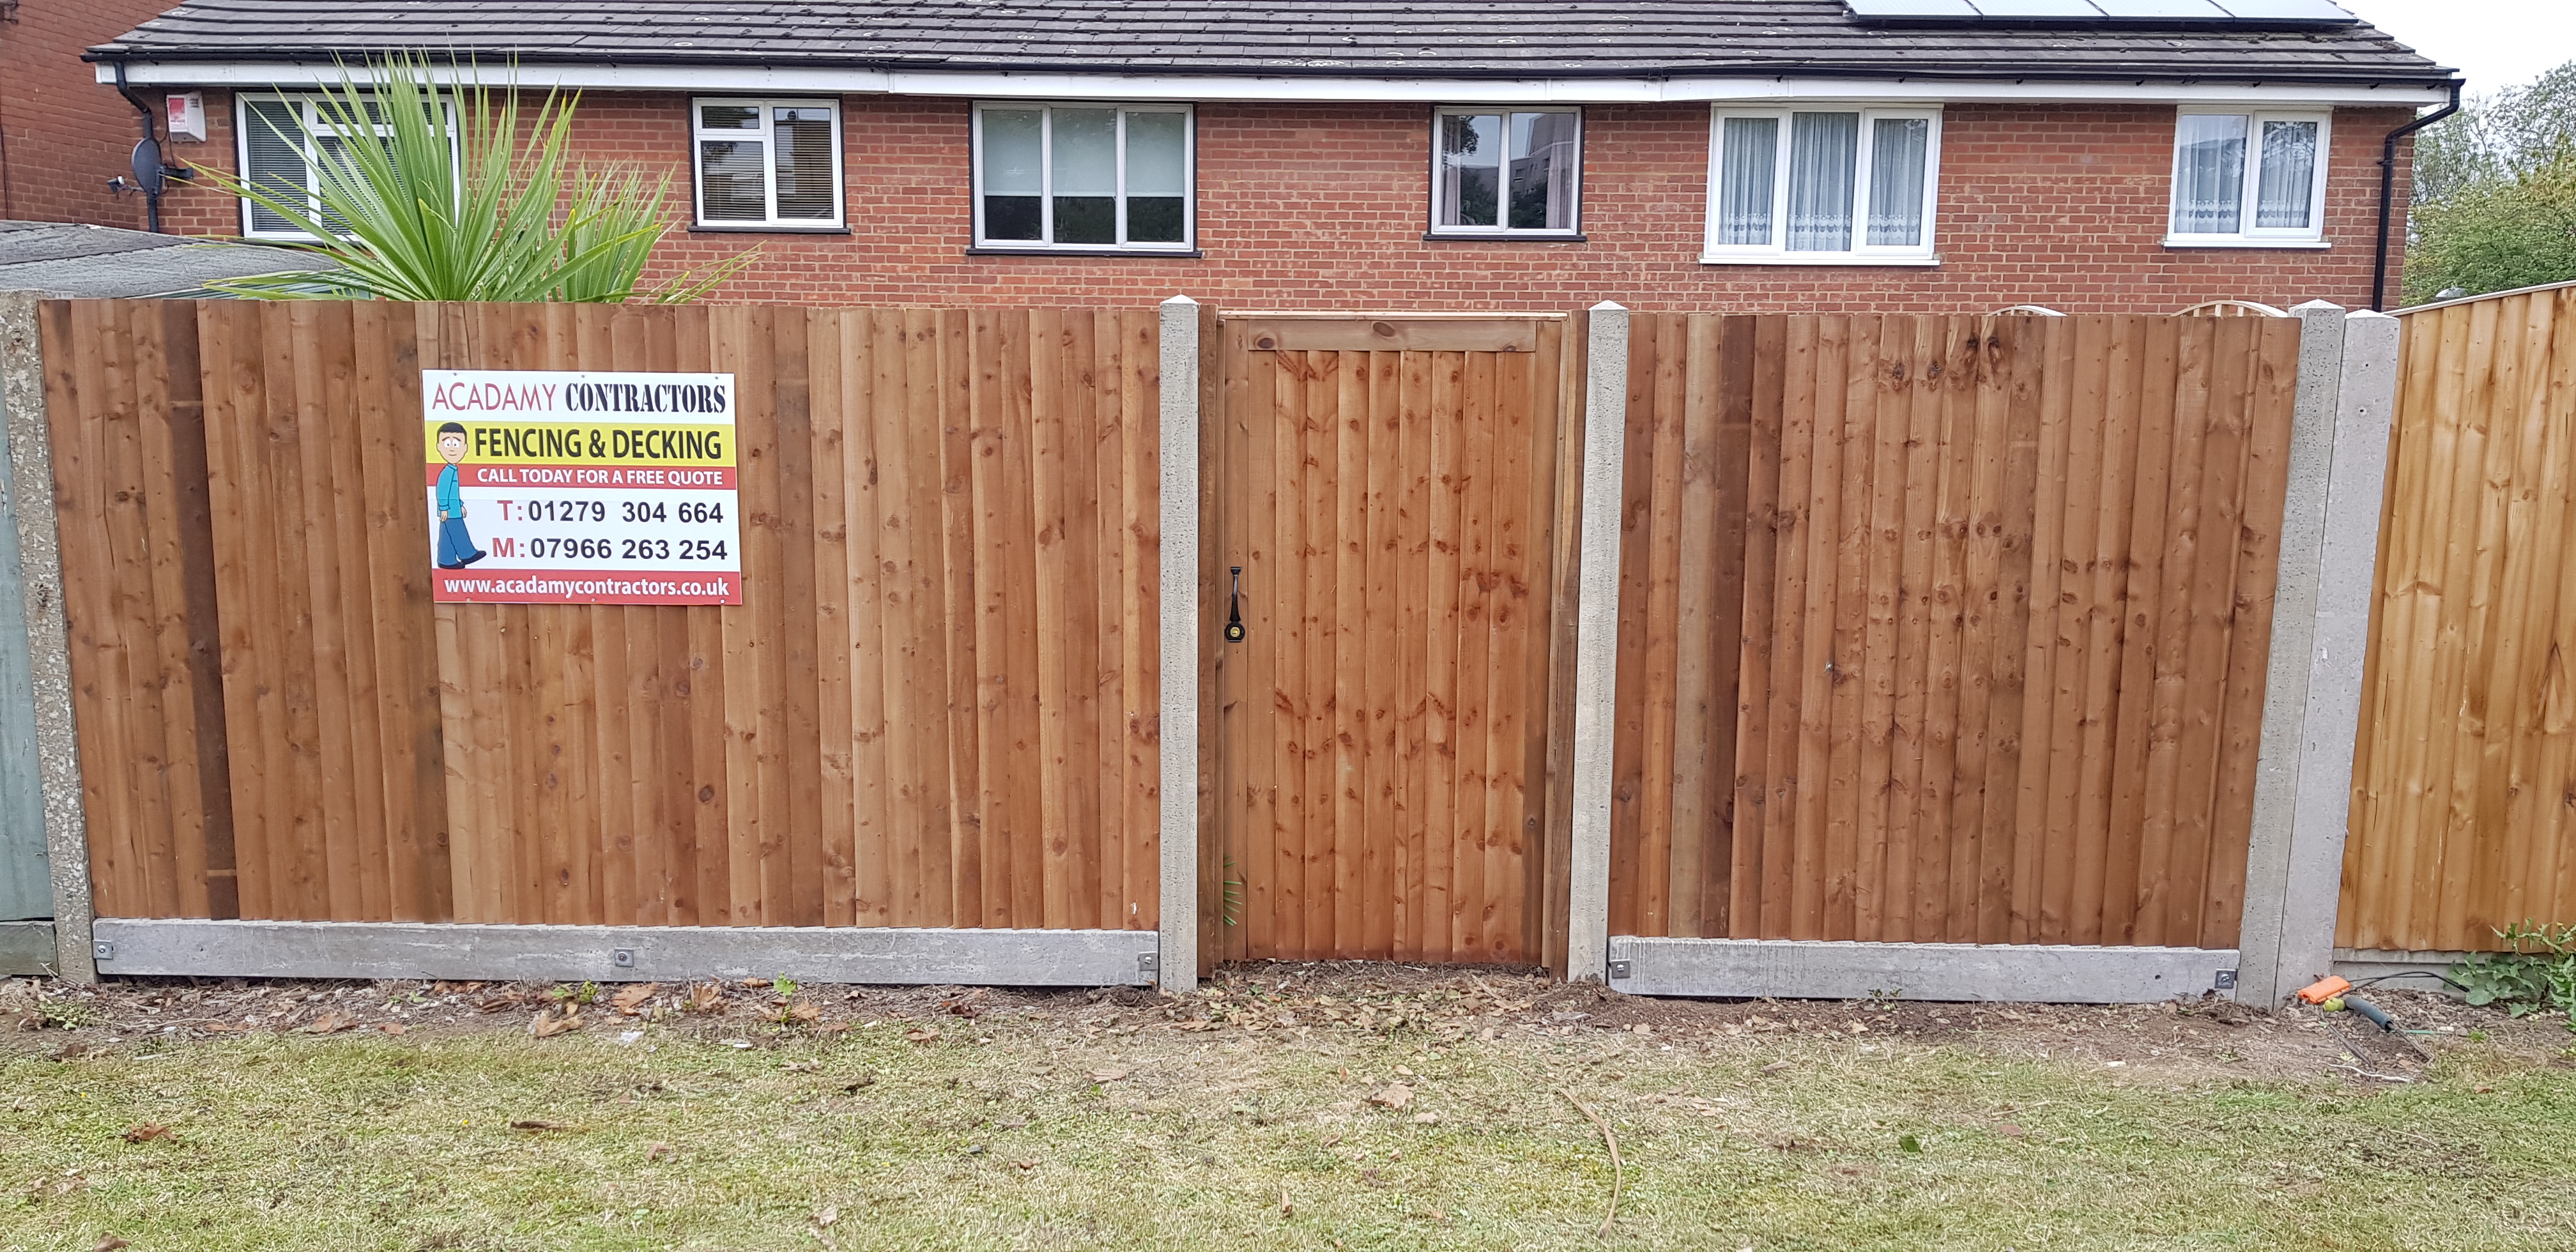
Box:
434 421 486 569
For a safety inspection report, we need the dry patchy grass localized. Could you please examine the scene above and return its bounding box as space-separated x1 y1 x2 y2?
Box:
3 973 2573 1251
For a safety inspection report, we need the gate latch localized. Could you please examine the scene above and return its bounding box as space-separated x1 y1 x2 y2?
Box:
1223 567 1246 643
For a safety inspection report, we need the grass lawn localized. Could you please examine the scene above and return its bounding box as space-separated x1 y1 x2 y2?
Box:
4 973 2573 1251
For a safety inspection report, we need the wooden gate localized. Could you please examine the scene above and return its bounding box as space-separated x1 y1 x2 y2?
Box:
1208 314 1581 965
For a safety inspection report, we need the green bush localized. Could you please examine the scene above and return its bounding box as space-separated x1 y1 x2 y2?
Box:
2405 152 2576 305
201 53 752 303
2451 921 2576 1032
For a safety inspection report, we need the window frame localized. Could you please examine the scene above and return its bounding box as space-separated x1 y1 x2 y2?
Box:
1699 103 1944 266
1425 105 1586 238
2163 107 2333 249
968 101 1197 254
231 92 457 241
689 97 847 232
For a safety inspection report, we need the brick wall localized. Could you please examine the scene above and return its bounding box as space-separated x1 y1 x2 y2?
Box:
0 0 181 227
156 89 2416 312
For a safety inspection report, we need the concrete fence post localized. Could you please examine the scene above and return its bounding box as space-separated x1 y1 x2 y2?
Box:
1564 302 1630 984
1156 295 1202 993
2238 303 2398 1005
1 292 91 981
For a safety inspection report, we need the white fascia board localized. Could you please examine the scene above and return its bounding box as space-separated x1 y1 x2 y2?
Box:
99 59 2453 107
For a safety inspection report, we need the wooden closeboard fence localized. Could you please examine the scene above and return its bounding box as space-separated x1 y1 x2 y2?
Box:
44 300 1161 932
1611 313 2301 950
2342 284 2576 952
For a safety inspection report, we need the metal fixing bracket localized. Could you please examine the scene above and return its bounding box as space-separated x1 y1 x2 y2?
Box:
1138 952 1160 977
2214 968 2238 991
1607 959 1632 981
93 940 114 963
611 948 636 970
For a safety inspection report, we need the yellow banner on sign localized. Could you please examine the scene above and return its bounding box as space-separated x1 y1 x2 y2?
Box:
420 420 733 467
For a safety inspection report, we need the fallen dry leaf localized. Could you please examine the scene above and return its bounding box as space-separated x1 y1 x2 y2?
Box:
377 1021 406 1036
816 1021 851 1034
1013 1159 1037 1170
1087 1068 1129 1083
903 1028 940 1043
1368 1084 1414 1110
1760 1060 1791 1076
815 1205 839 1228
610 982 660 1015
121 1123 173 1144
788 1001 822 1023
687 983 725 1013
529 1007 582 1039
509 1120 568 1132
1998 1124 2026 1139
742 978 773 989
1413 1111 1440 1124
645 1141 674 1161
93 1237 128 1252
300 1012 355 1035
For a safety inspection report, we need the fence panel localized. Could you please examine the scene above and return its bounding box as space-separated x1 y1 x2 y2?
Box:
46 300 1160 932
2343 287 2576 952
1613 312 2300 948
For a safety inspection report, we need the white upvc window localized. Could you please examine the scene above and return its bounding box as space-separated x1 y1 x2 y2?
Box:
1429 107 1583 236
691 98 845 229
1701 105 1942 266
970 102 1195 252
234 93 455 241
2165 108 2331 248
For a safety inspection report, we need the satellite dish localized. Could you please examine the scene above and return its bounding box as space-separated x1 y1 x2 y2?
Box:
131 137 166 197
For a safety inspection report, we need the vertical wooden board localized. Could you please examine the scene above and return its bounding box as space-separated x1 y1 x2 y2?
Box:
1977 318 2045 945
1633 317 1687 938
1029 309 1079 929
933 310 984 924
1882 316 1945 942
138 303 235 918
1666 316 1719 937
1126 309 1164 931
1363 349 1404 958
1331 349 1370 957
2067 318 2146 945
113 305 181 917
1848 317 1915 942
1393 348 1434 957
905 309 964 926
1945 319 2011 939
1700 316 1759 938
2199 317 2303 949
862 309 919 928
1913 318 1978 940
802 311 857 927
1420 349 1468 960
2460 296 2548 938
2165 317 2262 946
2399 303 2494 943
1515 321 1570 961
2025 317 2108 943
2436 303 2523 947
93 304 180 916
1263 345 1307 956
1088 314 1128 932
965 310 1038 927
1788 317 1848 938
672 306 732 926
48 303 139 918
1232 324 1278 954
2502 296 2576 941
2007 317 2078 944
548 305 604 925
1057 312 1105 933
199 303 276 918
357 303 448 922
1478 347 1537 961
1539 316 1588 970
319 303 399 920
2099 318 2181 943
1299 350 1344 957
261 303 334 919
1449 349 1504 960
1752 317 1816 937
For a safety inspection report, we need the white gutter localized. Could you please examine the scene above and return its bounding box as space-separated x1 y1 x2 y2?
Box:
95 60 2453 107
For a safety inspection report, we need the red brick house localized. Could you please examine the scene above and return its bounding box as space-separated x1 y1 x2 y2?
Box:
82 0 2452 311
1 0 210 227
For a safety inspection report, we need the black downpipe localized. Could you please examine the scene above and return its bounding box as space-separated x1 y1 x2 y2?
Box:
2371 79 2464 312
111 63 163 233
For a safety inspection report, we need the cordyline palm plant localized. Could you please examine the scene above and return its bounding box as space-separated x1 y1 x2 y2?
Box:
203 54 753 302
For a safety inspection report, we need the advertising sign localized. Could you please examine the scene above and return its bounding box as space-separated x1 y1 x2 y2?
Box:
424 369 744 605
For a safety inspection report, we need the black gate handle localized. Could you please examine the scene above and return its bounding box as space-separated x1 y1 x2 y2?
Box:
1224 567 1246 642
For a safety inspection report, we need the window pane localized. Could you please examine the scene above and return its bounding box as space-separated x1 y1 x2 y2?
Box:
699 139 767 221
1716 116 1778 247
1866 117 1929 247
2172 114 2248 234
1438 113 1501 228
1052 107 1117 244
771 106 836 220
980 108 1043 241
1123 111 1188 243
1786 112 1859 252
2255 119 2319 229
1124 111 1186 196
1507 112 1578 231
243 99 308 233
699 103 760 131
